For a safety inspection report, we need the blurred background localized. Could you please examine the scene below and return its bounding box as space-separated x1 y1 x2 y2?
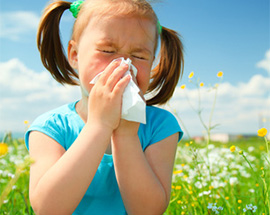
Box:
0 0 269 139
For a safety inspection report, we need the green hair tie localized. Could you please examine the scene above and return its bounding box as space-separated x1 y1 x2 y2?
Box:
157 20 162 35
70 0 84 18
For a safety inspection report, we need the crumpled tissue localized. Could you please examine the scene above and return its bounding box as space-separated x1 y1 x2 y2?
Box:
89 57 146 124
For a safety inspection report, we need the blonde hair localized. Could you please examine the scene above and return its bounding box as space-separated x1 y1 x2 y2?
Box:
37 0 184 105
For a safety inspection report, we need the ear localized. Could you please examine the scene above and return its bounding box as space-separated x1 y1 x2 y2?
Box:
68 40 78 69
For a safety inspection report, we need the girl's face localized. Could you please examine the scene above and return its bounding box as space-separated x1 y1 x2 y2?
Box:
68 15 156 96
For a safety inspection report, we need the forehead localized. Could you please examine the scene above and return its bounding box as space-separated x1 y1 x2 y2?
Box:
73 0 158 41
81 15 156 52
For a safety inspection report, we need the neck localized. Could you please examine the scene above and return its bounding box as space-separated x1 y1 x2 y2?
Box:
75 95 88 123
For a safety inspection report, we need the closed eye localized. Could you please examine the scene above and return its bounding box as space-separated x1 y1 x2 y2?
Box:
101 50 115 54
132 55 147 60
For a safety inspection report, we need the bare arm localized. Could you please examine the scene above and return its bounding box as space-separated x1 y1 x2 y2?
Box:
29 124 112 215
29 59 130 215
112 121 178 215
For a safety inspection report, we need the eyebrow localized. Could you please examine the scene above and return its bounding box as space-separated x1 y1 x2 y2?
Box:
96 40 116 47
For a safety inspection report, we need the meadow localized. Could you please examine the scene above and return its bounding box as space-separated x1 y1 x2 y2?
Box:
0 71 269 214
0 132 269 214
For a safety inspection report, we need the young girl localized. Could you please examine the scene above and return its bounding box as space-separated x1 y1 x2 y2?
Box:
25 0 184 214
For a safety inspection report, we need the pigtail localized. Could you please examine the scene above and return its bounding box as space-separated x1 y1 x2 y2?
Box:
37 1 79 85
146 26 184 105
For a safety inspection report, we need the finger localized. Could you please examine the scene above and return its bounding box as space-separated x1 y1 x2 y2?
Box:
106 63 129 90
98 59 122 84
113 74 131 95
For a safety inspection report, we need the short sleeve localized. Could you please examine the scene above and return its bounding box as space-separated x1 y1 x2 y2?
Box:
138 106 183 151
25 114 65 150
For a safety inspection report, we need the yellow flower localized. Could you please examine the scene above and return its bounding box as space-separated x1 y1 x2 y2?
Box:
171 185 175 189
24 120 29 124
181 163 185 167
180 84 186 89
238 200 242 203
261 167 264 170
173 170 183 174
181 212 185 215
209 185 214 190
259 146 265 150
191 203 195 207
175 186 182 190
258 128 267 137
217 71 223 77
188 71 194 79
177 200 181 204
230 145 236 152
238 206 241 210
225 196 229 200
185 143 190 147
255 183 259 187
189 191 193 194
0 142 8 156
199 82 204 87
239 150 243 155
189 141 193 144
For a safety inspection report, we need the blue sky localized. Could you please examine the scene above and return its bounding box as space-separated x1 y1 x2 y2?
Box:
0 0 269 137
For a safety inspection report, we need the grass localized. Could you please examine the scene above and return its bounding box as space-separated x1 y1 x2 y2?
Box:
165 137 269 215
1 71 269 214
0 133 34 214
0 133 269 214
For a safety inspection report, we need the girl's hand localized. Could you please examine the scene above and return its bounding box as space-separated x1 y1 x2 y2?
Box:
113 119 140 138
113 70 142 137
87 60 131 131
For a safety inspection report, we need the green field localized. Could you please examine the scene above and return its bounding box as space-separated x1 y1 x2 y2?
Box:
0 133 269 214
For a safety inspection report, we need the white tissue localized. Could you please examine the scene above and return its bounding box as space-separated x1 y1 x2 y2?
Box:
90 58 146 124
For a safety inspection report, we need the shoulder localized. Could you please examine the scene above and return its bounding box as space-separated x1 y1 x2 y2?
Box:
31 102 77 128
25 101 82 150
146 106 182 132
146 105 177 121
139 106 183 150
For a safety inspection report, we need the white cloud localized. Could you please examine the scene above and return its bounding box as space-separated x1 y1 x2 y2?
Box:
256 49 270 75
0 59 81 133
0 11 40 41
1 58 269 138
161 74 270 137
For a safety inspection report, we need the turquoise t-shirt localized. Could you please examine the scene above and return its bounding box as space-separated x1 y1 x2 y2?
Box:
25 101 183 215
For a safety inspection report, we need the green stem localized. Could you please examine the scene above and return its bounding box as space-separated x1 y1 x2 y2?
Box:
0 157 34 207
262 177 270 215
19 191 30 214
264 136 269 157
241 153 256 175
0 168 22 207
2 133 9 143
196 86 212 183
208 87 218 132
184 89 197 113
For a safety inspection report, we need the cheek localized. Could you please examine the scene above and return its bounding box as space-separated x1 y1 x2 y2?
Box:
136 66 151 94
78 55 110 90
